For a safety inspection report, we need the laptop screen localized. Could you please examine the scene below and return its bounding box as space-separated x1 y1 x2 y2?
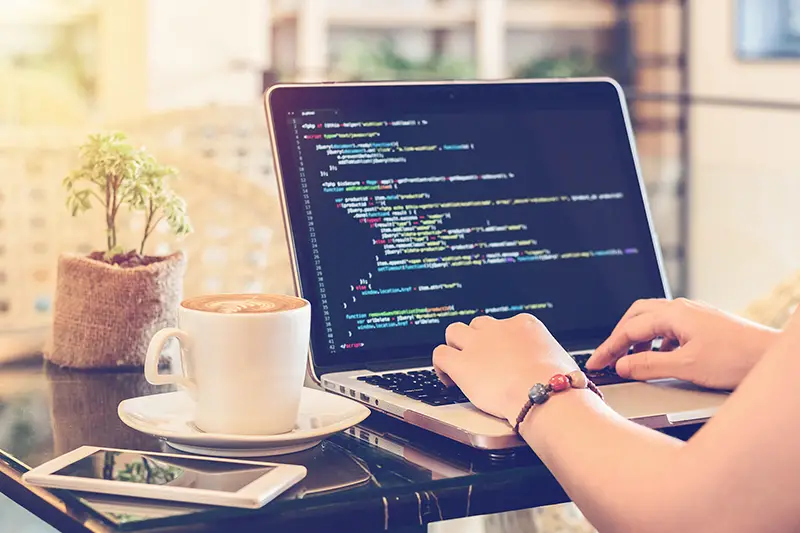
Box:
268 80 668 372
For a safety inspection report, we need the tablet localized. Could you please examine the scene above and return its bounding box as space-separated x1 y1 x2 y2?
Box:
22 446 307 509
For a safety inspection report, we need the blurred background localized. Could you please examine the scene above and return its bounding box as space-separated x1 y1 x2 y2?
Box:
1 1 800 531
2 0 800 349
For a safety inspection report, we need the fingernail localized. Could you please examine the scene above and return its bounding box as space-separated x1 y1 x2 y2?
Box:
616 357 630 377
585 353 600 369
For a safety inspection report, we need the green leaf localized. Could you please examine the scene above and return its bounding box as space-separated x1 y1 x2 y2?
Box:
66 130 192 252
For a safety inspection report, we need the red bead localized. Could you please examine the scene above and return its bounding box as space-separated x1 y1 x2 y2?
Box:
549 374 570 392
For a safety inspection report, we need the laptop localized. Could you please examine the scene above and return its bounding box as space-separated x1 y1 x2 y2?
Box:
264 78 728 450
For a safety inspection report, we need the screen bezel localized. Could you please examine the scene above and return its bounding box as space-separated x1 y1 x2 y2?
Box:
22 446 306 508
264 78 671 380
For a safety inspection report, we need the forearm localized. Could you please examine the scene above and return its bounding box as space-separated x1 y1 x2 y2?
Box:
518 389 685 532
517 325 800 533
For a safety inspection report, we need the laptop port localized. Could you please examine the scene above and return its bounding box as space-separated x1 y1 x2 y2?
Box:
359 393 370 402
339 385 346 394
349 389 356 398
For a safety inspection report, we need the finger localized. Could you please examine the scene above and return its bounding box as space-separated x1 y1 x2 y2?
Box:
614 298 669 329
469 315 496 329
445 322 474 350
615 350 685 382
588 300 667 369
509 312 541 325
587 312 676 370
432 344 457 387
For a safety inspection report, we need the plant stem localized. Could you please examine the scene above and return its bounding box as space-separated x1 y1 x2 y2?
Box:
110 174 119 249
140 215 165 255
140 198 155 255
111 213 117 249
105 175 113 251
139 231 149 257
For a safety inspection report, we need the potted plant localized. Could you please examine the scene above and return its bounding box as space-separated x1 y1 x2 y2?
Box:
45 132 192 369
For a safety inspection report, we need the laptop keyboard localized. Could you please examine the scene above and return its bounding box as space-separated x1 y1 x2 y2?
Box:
357 370 470 406
356 355 630 406
572 353 631 386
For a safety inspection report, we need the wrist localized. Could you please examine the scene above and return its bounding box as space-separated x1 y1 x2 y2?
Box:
503 380 532 426
503 366 590 427
501 368 561 425
515 386 601 441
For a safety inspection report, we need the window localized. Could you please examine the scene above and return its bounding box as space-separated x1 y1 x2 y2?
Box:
738 0 800 59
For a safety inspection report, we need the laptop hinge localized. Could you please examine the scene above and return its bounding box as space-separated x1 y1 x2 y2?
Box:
365 357 431 373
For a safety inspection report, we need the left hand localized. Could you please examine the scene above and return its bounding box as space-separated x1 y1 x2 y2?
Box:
433 313 578 425
585 298 779 390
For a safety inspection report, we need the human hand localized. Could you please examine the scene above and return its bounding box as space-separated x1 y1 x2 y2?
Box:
433 314 578 425
586 298 779 390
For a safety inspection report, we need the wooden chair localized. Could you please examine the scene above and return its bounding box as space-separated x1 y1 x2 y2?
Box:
116 104 278 194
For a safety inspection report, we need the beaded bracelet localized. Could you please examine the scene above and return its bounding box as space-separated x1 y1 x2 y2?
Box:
513 370 604 435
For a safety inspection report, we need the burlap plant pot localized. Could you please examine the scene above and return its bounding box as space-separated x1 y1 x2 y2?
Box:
46 251 186 369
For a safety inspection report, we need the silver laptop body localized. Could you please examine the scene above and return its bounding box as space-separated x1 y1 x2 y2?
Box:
264 78 727 450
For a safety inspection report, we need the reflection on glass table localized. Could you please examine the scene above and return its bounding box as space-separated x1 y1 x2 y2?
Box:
65 442 374 527
53 450 276 492
0 360 702 532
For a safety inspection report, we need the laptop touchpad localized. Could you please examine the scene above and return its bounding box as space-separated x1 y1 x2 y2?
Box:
602 380 728 424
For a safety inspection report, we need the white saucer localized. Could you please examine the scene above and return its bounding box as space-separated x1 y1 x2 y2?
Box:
118 388 370 457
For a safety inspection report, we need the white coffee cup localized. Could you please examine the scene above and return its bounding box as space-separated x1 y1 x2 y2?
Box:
145 293 311 435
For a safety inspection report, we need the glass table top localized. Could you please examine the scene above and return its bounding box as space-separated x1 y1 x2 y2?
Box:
0 358 576 532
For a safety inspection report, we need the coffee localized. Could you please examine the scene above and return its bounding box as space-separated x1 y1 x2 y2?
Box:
182 294 306 314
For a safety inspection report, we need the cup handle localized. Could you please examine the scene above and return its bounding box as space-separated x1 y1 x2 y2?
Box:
145 328 194 390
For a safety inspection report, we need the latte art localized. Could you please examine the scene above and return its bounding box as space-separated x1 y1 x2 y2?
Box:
182 294 306 314
206 299 277 314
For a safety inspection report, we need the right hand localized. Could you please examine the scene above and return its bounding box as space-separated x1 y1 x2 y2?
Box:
586 298 779 390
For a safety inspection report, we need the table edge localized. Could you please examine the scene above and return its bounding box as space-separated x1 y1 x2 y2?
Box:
0 457 111 533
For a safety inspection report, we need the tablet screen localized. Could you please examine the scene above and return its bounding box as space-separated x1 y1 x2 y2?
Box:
54 450 275 493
